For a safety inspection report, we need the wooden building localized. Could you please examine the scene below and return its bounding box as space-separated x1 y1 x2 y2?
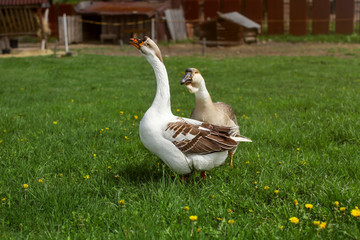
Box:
0 0 50 53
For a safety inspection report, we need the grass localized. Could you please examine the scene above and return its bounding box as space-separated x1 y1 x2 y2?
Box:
260 33 360 43
0 51 360 239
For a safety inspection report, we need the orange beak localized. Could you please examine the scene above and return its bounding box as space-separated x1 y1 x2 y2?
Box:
129 38 144 49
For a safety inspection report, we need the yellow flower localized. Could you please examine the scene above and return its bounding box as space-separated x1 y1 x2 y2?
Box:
119 200 125 205
274 113 278 117
289 217 299 224
134 115 139 120
53 121 58 125
108 166 112 170
3 129 7 133
296 148 300 151
189 216 198 221
249 209 253 213
176 109 180 112
294 199 298 205
334 201 339 207
228 219 235 224
93 154 96 157
59 173 63 177
197 227 201 232
124 136 130 140
245 161 250 164
340 207 346 212
254 181 258 185
120 111 124 114
319 222 327 229
105 127 109 130
20 139 24 142
2 198 6 202
305 204 313 209
84 175 90 180
274 190 279 194
210 194 215 199
38 179 44 183
280 225 284 229
227 209 232 213
351 207 360 217
0 140 3 144
184 206 189 211
22 184 29 189
264 186 270 190
278 161 282 165
216 218 222 221
313 221 320 226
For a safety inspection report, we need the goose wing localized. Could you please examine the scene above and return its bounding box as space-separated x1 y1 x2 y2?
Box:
164 118 248 155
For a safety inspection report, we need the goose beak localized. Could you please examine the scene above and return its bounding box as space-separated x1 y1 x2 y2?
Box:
180 71 193 85
130 38 144 49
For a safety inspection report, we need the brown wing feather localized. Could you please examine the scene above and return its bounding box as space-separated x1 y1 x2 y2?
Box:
167 121 237 155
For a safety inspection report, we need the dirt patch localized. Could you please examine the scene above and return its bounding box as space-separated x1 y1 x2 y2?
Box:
2 41 360 58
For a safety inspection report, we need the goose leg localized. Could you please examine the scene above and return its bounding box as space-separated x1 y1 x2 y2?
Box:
228 151 234 167
200 171 207 179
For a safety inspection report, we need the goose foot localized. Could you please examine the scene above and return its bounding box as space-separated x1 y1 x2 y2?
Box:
200 171 207 179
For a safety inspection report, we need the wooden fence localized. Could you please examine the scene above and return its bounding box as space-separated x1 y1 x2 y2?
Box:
183 0 360 35
58 15 82 44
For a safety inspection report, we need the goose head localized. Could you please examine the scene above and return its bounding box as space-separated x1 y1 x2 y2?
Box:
180 68 204 93
130 36 163 63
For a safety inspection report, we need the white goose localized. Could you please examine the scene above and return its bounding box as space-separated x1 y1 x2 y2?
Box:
180 68 249 166
130 36 251 177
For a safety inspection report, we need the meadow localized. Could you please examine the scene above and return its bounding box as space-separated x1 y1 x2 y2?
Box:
0 49 360 239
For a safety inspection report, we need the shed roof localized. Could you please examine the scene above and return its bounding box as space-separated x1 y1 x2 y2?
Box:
75 1 170 17
0 0 49 6
218 12 261 30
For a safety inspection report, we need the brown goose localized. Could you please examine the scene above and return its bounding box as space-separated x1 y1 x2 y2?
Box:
181 68 251 166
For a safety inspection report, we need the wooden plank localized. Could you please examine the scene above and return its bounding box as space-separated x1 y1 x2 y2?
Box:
289 0 308 35
183 0 200 21
223 0 242 13
204 0 220 19
267 0 284 34
18 8 28 33
0 8 9 33
336 0 354 34
244 0 262 26
312 0 330 34
165 8 187 40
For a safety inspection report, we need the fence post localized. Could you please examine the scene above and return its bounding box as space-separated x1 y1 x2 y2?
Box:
63 13 69 53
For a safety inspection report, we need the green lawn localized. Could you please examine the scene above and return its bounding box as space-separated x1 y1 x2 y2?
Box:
0 51 360 239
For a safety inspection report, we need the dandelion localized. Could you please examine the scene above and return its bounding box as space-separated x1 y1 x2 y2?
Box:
269 97 272 100
294 199 299 205
210 194 215 199
120 111 124 114
305 204 313 209
176 109 180 112
254 181 258 185
289 217 299 224
105 127 109 130
124 136 130 140
59 173 63 177
351 207 360 218
0 140 3 144
189 216 198 221
228 219 235 224
278 161 282 165
264 186 270 190
53 121 58 125
313 221 320 226
197 228 201 232
274 190 279 194
245 161 250 164
257 154 260 158
249 209 254 213
301 161 307 165
334 201 339 207
227 209 232 213
319 222 327 229
119 200 125 205
184 206 190 211
2 198 6 202
256 171 260 174
296 147 300 151
38 179 44 183
114 174 120 178
274 113 278 117
216 218 222 221
134 115 138 120
22 184 29 189
84 175 90 180
3 130 7 133
340 207 346 212
93 154 96 157
20 139 24 142
280 225 284 229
